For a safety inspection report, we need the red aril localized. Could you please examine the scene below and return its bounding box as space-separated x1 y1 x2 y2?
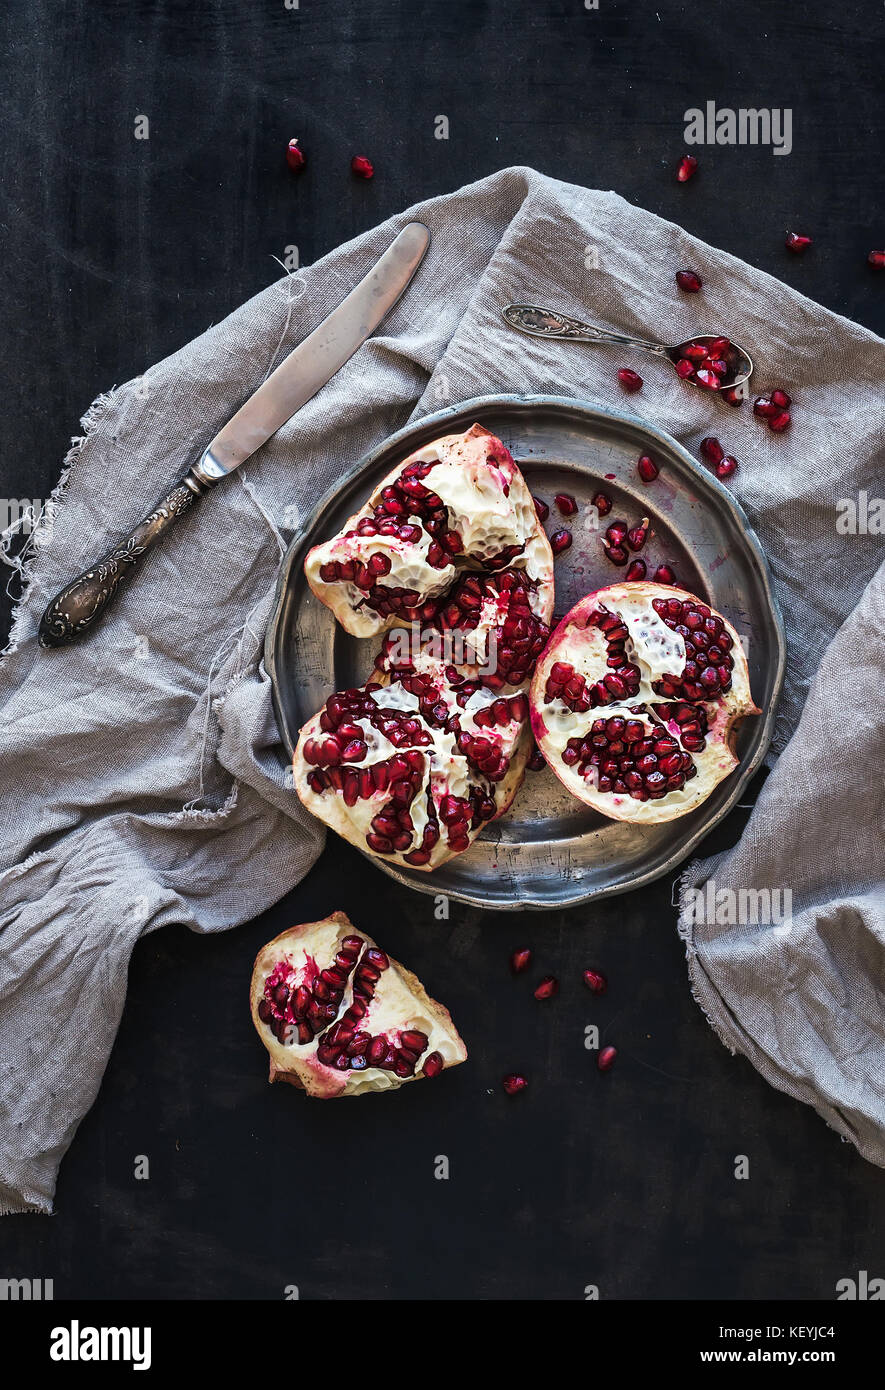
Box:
716 456 738 479
533 495 550 522
637 454 659 483
769 411 791 433
551 528 573 555
785 232 812 253
868 251 885 269
675 270 703 293
753 396 779 419
351 155 374 179
555 492 578 516
617 368 643 392
771 389 792 409
510 947 532 974
625 559 646 581
583 969 608 994
675 360 695 380
533 976 559 1000
676 155 698 182
700 437 724 465
502 1073 528 1096
653 564 676 583
593 491 613 516
720 386 744 407
286 138 306 172
597 1046 617 1072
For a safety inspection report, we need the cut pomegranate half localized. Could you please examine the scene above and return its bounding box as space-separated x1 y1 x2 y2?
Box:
529 581 759 824
251 912 467 1099
304 424 554 639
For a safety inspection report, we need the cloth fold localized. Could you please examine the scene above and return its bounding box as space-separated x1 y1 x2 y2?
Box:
1 167 883 1211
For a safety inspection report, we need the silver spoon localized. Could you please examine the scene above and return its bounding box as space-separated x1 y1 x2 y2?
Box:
502 303 754 392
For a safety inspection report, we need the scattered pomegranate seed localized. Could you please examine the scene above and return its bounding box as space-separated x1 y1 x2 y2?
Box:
510 947 532 974
720 386 744 407
583 969 607 994
286 138 306 172
716 456 738 479
769 410 791 433
653 563 676 583
351 155 374 179
533 976 559 1001
785 231 812 254
532 495 549 523
675 269 702 293
597 1046 617 1072
617 367 643 393
626 518 649 552
771 388 792 409
676 155 698 183
550 529 572 555
675 359 695 380
625 559 646 581
592 491 613 516
699 436 724 465
753 396 779 419
604 543 629 565
868 250 885 269
528 745 546 772
554 492 578 516
502 1073 529 1096
637 454 659 483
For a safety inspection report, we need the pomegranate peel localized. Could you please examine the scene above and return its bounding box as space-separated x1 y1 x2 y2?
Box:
251 912 467 1099
529 581 758 824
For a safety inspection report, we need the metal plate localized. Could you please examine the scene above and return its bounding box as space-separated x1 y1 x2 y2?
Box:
266 395 785 910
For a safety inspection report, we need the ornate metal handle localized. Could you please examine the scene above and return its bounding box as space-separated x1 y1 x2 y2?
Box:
38 469 218 648
502 304 669 356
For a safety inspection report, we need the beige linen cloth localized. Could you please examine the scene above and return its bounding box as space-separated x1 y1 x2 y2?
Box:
0 168 882 1212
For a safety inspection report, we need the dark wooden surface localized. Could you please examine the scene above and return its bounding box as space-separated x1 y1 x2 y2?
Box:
1 0 882 1300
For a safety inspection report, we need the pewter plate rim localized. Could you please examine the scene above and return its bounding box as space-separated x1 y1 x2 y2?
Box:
266 393 785 911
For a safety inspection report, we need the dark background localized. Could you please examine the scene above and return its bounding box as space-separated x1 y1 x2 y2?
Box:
1 0 883 1301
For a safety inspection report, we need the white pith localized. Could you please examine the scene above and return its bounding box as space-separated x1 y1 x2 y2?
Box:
250 913 468 1099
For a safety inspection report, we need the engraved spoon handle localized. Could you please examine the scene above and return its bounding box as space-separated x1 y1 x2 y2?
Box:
38 469 218 648
503 304 670 356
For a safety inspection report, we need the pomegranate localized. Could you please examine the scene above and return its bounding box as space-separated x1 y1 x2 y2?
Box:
675 270 702 293
555 492 578 516
351 155 374 179
597 1046 617 1072
676 155 698 182
652 564 676 584
305 425 553 640
637 454 659 483
529 581 759 824
285 138 306 172
716 456 738 479
785 231 812 253
251 912 467 1098
550 528 572 555
699 436 724 466
502 1074 528 1096
617 368 643 392
533 495 550 523
583 969 607 994
533 975 559 1000
868 251 885 269
625 559 646 581
510 947 532 974
592 491 613 517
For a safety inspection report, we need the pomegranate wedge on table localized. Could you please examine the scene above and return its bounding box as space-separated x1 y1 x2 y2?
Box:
530 581 759 823
295 424 556 871
251 912 467 1098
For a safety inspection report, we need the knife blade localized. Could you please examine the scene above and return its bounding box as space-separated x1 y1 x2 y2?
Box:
38 222 431 648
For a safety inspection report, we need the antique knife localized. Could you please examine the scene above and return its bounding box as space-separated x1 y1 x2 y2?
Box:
38 221 431 648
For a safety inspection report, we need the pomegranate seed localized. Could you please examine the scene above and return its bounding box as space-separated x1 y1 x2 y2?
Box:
695 368 719 391
617 367 643 393
653 563 676 583
785 231 812 254
528 745 546 772
532 495 549 523
604 542 628 565
626 518 649 551
720 386 744 407
554 492 578 516
510 947 532 974
770 388 791 409
592 491 612 516
625 559 646 581
637 454 659 483
583 969 607 994
753 396 778 418
675 359 695 380
422 1051 444 1078
716 456 738 479
597 1045 617 1072
502 1073 528 1097
700 436 724 465
351 155 374 179
285 138 306 172
534 975 559 1001
868 250 885 269
550 528 572 555
675 269 702 293
676 155 698 183
769 410 791 433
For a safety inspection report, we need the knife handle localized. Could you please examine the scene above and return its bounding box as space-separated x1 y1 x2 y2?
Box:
38 468 219 648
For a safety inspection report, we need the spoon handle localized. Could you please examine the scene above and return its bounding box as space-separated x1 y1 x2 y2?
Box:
503 304 668 356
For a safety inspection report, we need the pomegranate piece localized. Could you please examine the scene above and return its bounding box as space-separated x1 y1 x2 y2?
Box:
700 436 724 466
868 250 885 269
510 947 533 974
637 454 659 483
285 138 306 172
550 528 572 555
617 367 643 392
771 388 791 409
625 559 646 581
753 396 778 419
785 231 812 253
554 492 578 516
351 155 374 179
716 456 738 479
675 269 702 293
529 580 759 824
675 359 695 380
769 411 791 433
626 518 649 552
652 563 675 583
676 155 698 182
532 495 550 523
695 368 719 391
251 911 467 1099
597 1046 617 1072
502 1074 529 1096
583 969 607 994
533 975 559 1000
592 491 613 516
